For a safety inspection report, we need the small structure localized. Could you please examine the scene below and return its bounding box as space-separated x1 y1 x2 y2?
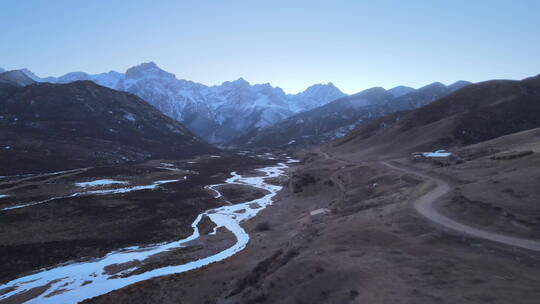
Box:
411 149 456 166
422 149 453 158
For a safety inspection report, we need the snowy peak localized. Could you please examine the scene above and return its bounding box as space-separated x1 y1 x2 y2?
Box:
288 82 346 112
125 62 175 80
299 82 344 98
221 77 251 88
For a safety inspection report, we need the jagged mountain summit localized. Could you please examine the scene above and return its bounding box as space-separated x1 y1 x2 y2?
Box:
234 80 472 148
287 82 346 112
21 63 346 144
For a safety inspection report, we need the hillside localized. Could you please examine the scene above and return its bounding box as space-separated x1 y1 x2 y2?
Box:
0 80 215 174
330 74 540 158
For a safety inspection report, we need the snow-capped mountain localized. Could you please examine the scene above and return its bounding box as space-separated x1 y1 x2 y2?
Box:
287 82 346 112
22 62 346 144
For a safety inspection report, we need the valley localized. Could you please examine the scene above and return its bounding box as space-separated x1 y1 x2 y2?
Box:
3 2 540 303
80 139 540 304
1 65 539 304
0 151 294 303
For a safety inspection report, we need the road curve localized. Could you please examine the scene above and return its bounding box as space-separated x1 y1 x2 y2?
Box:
383 161 540 252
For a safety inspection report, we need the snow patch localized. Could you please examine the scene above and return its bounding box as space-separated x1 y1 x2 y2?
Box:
123 112 137 122
75 179 128 187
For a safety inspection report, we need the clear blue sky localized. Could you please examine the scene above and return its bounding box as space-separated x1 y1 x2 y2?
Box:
1 0 539 94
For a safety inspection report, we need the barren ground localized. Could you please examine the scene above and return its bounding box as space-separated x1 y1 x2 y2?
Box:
84 141 540 304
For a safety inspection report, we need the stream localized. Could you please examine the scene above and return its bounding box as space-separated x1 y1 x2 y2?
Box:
0 160 296 303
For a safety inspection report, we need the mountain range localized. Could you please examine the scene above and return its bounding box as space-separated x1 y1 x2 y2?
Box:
15 63 346 144
3 64 474 147
234 80 472 148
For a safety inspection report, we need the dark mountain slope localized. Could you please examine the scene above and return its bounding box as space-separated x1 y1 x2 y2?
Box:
389 82 450 111
0 81 215 174
330 74 540 158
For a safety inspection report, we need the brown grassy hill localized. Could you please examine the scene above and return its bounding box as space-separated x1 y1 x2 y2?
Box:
0 81 216 174
330 74 540 159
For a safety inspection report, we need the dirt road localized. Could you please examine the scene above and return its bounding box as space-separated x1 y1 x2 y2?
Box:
383 161 540 252
317 148 540 251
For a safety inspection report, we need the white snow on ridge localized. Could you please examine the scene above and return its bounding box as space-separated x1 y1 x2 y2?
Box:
0 194 9 199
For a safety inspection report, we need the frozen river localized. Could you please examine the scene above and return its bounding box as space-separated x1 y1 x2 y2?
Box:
0 160 295 303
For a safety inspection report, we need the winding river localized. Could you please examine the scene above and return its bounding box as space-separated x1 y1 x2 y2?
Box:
0 160 296 303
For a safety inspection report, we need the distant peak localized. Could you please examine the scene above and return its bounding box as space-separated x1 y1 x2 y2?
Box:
223 77 250 86
360 86 387 93
388 85 415 98
128 62 161 72
419 82 446 90
448 80 472 92
137 61 158 69
234 77 249 84
302 82 344 94
126 62 175 79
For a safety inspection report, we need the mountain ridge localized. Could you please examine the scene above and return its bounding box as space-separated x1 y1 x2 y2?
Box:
330 74 540 158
